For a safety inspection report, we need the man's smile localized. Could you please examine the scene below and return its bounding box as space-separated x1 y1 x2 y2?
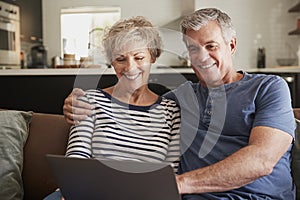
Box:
196 63 216 69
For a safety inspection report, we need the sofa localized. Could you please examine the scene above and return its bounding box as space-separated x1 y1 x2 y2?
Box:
0 109 299 200
0 109 70 200
293 108 300 200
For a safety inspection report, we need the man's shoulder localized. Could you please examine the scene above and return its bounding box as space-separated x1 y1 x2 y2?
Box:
243 72 286 87
244 71 282 81
163 81 196 100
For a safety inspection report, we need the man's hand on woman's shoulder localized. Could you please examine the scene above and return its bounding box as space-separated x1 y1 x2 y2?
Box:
63 88 93 125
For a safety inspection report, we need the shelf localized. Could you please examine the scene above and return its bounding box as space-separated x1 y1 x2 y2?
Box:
289 2 300 12
289 28 300 35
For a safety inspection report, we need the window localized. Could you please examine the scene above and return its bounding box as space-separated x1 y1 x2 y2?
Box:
60 6 121 61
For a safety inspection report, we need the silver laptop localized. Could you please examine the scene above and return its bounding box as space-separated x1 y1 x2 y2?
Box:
46 154 181 200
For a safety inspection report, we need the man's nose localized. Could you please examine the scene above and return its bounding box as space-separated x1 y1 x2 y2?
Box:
197 47 210 62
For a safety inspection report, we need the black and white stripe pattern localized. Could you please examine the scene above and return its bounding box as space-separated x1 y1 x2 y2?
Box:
66 89 181 172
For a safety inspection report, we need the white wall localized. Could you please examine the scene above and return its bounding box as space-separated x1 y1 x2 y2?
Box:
43 0 300 69
196 0 300 69
42 0 183 66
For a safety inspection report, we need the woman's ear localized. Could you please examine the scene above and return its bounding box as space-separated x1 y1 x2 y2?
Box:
230 37 237 55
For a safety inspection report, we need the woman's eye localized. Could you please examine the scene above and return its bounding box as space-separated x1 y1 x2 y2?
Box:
136 57 144 61
115 57 125 62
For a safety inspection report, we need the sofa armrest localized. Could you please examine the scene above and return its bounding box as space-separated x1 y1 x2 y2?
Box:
294 108 300 120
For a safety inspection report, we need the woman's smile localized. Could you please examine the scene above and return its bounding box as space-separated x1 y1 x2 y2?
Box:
123 71 142 80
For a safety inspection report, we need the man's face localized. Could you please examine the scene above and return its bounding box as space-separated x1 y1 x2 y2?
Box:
185 20 236 87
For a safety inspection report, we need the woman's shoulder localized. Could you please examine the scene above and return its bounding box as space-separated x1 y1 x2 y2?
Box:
160 96 180 109
84 89 109 99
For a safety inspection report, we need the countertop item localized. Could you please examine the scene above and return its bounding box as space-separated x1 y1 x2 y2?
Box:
276 58 297 66
0 66 299 76
30 44 48 68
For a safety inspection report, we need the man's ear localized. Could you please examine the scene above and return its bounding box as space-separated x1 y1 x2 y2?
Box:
151 57 156 63
230 37 237 55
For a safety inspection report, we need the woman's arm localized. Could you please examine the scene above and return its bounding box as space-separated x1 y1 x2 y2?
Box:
165 104 181 173
65 94 95 158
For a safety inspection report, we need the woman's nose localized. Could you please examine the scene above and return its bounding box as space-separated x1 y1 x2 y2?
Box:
124 58 137 71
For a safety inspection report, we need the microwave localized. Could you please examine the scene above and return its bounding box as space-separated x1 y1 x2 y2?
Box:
0 1 20 69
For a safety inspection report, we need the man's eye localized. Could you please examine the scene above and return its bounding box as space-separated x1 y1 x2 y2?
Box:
188 46 199 53
206 44 218 51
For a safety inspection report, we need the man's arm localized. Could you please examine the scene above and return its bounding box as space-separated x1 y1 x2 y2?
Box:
63 88 93 124
176 126 293 194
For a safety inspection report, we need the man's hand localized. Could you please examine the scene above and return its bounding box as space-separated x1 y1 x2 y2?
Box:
63 88 93 125
176 175 183 194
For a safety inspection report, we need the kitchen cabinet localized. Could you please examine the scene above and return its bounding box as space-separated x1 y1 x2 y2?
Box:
246 68 300 107
0 74 117 114
267 72 299 107
1 0 42 42
0 67 298 114
0 70 198 114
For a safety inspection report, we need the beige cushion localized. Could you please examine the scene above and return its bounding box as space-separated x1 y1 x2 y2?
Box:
0 110 32 200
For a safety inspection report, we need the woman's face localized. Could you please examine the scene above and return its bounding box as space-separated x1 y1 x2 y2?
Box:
111 45 154 91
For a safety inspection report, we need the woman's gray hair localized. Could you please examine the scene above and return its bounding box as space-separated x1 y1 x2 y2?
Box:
180 8 236 44
102 16 163 63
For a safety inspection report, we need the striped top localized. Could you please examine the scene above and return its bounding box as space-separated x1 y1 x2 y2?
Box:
66 89 181 172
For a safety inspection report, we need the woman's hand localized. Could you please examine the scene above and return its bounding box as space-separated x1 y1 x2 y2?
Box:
63 88 93 125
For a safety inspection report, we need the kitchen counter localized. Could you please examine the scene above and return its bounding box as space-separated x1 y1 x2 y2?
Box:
0 66 299 114
0 66 195 76
0 66 198 114
245 66 300 73
0 66 299 76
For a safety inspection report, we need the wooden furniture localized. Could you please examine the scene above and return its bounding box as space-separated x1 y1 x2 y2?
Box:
292 108 300 199
289 1 300 35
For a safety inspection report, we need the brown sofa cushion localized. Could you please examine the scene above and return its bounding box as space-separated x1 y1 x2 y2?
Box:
294 108 300 120
292 108 300 200
22 112 70 200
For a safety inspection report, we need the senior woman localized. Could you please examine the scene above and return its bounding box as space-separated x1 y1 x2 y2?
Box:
43 16 180 200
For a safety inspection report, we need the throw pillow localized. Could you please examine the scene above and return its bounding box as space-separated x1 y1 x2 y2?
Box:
0 110 32 200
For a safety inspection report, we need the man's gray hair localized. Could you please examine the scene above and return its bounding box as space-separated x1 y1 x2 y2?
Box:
180 8 236 44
